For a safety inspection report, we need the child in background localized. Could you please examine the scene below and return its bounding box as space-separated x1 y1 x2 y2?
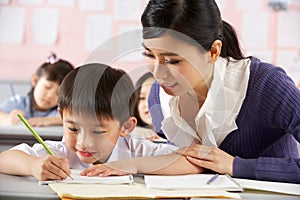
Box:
0 63 176 181
0 53 74 126
132 72 165 142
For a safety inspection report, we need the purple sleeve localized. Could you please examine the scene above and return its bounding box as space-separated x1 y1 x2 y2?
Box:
233 59 300 183
234 156 300 183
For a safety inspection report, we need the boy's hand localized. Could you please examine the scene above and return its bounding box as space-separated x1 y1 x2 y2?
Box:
31 155 71 181
80 164 131 177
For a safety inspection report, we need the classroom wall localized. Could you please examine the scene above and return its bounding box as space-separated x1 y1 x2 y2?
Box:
0 0 300 85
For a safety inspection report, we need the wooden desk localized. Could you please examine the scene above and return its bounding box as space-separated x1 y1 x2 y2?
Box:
0 125 63 152
0 172 299 200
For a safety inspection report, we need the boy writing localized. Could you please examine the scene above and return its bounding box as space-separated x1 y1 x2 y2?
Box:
0 63 177 180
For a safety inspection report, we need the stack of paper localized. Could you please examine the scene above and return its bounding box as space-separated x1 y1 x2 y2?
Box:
48 172 241 199
49 182 241 199
235 178 300 195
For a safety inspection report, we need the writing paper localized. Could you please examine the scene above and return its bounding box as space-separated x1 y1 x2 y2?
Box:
235 178 300 195
39 169 133 185
144 174 243 192
49 182 241 199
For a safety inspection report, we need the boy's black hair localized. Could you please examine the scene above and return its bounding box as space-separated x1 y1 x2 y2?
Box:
58 63 137 126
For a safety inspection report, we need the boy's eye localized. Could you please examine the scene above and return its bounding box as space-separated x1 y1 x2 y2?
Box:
68 127 78 132
142 52 155 59
166 59 181 65
139 97 146 101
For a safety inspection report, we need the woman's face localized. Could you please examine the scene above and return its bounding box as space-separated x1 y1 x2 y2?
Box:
142 34 212 97
138 77 155 125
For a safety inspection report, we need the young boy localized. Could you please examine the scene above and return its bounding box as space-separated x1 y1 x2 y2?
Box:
0 63 177 181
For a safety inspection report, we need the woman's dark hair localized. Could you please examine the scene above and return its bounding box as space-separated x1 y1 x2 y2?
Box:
28 54 74 116
133 72 154 127
58 63 136 126
141 0 244 60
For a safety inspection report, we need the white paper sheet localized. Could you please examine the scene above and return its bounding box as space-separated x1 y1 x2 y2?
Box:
114 0 142 21
39 169 133 185
32 8 59 45
0 0 10 4
85 14 112 51
144 174 243 192
0 7 26 44
235 178 300 195
18 0 44 5
48 0 74 6
79 0 106 11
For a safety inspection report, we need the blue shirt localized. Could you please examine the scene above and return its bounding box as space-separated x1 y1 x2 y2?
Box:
0 94 58 118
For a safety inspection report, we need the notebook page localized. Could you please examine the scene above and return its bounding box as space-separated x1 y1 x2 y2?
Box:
144 174 243 191
39 169 133 185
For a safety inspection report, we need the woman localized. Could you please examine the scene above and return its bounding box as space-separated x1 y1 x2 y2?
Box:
81 0 300 183
142 0 300 183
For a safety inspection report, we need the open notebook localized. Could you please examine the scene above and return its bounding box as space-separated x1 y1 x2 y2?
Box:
144 174 243 192
49 182 241 199
39 169 133 185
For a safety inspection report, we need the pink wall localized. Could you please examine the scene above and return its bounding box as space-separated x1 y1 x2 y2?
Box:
0 0 300 84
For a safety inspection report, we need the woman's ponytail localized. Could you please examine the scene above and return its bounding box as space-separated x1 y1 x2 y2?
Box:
220 20 245 60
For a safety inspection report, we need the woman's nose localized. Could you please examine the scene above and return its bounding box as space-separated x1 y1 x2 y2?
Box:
152 59 168 80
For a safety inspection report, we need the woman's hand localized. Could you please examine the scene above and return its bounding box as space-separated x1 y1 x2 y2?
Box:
31 155 71 181
175 144 234 176
80 164 132 177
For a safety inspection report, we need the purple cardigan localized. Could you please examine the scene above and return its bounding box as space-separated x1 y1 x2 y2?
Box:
148 57 300 183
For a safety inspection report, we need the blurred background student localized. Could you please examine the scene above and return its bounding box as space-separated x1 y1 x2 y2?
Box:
132 72 166 142
0 53 74 126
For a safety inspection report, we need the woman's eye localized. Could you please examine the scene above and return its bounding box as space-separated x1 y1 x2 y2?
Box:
142 52 155 59
139 97 146 101
93 131 104 135
68 127 78 132
166 59 181 65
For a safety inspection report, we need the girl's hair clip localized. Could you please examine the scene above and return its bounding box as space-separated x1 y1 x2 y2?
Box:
46 52 59 64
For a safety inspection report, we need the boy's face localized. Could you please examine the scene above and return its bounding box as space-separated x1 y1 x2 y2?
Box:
62 110 122 164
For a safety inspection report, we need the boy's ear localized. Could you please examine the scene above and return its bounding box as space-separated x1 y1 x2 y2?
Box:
209 39 222 63
120 117 137 137
31 74 39 87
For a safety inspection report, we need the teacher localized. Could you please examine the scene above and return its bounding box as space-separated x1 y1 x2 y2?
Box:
142 0 300 183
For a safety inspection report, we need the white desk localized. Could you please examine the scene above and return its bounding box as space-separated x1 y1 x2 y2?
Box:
0 172 299 200
0 125 63 152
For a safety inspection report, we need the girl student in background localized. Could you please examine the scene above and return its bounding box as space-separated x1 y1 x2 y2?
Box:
80 0 300 184
0 53 74 126
132 72 166 142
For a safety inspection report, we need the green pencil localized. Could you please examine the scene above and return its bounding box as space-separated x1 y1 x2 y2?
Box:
17 114 73 180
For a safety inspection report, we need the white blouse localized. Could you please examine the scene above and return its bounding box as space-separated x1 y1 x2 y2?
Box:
161 57 251 147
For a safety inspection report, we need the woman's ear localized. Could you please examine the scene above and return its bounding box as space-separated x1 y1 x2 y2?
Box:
31 74 39 87
209 40 222 63
120 117 137 137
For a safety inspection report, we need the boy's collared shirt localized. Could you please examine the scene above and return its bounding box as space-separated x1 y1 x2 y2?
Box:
10 133 177 169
